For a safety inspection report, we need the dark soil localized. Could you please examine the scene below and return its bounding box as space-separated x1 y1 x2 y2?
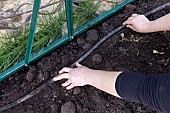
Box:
1 0 170 113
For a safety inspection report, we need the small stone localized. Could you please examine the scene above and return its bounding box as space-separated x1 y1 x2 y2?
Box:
82 43 92 50
86 29 99 42
120 33 124 38
92 54 102 64
61 102 76 113
153 49 164 54
77 38 85 47
73 87 81 95
26 66 37 82
8 77 14 81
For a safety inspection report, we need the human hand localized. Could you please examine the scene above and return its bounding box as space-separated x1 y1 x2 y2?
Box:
53 62 93 90
53 62 121 97
123 14 151 33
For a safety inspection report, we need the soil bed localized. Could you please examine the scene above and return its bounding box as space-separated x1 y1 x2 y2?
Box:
1 0 170 113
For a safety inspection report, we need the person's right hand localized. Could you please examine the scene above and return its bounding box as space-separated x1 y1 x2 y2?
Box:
53 62 93 90
123 14 151 33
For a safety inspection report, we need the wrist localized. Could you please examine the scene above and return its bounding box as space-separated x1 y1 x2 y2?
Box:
147 20 159 33
145 21 153 33
86 69 97 86
86 70 102 86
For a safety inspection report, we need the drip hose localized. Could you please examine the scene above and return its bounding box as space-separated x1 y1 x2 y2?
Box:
0 2 170 112
70 2 170 67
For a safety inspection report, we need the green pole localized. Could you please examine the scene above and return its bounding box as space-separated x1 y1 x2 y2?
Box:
65 0 74 40
25 0 41 65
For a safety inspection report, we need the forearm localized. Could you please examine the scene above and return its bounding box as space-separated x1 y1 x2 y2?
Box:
87 70 121 98
116 71 170 113
148 13 170 32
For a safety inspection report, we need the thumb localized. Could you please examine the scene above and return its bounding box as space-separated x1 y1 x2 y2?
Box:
126 25 135 31
66 84 75 90
123 19 133 25
76 62 82 67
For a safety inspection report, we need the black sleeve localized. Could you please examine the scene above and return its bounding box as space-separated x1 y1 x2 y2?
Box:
115 71 170 113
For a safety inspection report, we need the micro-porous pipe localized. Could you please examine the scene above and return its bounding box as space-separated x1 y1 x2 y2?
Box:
0 2 170 112
70 1 170 67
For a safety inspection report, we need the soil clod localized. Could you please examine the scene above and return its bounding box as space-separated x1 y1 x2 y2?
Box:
73 87 81 95
86 29 99 42
77 37 86 47
26 66 37 82
125 4 136 12
82 43 92 50
38 71 50 81
92 54 103 64
61 101 76 113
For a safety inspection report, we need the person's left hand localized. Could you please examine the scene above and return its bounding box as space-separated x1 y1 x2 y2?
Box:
123 14 151 33
53 62 93 90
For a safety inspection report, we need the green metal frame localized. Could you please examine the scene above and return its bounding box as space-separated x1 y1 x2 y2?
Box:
25 0 41 65
0 0 135 81
65 0 74 40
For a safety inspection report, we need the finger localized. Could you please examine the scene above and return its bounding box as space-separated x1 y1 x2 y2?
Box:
131 14 138 17
123 19 133 25
126 25 135 31
76 62 82 67
66 84 75 90
128 17 134 20
59 67 72 74
53 73 69 81
62 80 72 87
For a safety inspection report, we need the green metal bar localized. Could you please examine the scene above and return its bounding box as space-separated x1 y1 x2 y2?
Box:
0 61 25 81
65 0 74 40
25 0 41 65
0 0 134 81
29 36 70 63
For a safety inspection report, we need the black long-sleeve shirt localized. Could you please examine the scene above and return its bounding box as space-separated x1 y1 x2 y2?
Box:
115 71 170 113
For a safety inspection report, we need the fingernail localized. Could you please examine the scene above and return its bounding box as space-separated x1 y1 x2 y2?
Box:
53 78 56 81
61 83 65 87
53 77 58 81
66 88 69 90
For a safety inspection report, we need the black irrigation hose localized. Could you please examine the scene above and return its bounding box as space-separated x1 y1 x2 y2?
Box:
70 2 170 67
0 2 170 112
